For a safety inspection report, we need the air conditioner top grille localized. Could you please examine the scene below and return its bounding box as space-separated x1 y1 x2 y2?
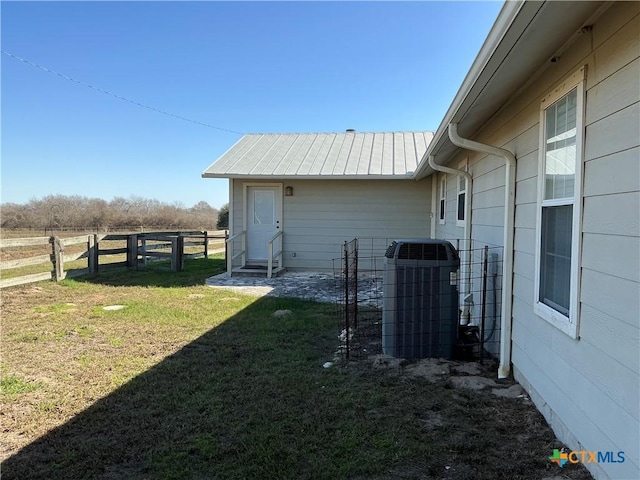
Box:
398 243 447 260
384 239 458 262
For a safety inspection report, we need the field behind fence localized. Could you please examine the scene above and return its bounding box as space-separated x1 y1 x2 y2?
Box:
0 229 227 289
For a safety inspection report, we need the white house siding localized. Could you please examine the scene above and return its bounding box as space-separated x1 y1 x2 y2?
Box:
230 178 431 272
434 3 639 478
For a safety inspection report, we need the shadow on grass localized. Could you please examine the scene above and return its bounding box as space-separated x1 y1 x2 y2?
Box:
73 257 226 288
2 296 345 480
2 276 595 480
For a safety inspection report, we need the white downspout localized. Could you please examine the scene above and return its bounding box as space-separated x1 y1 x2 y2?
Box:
427 155 473 325
448 123 516 380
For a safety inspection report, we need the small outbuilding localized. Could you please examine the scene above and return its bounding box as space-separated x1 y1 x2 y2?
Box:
203 131 434 274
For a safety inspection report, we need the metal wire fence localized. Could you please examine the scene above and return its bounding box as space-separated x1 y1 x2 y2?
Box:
334 237 503 363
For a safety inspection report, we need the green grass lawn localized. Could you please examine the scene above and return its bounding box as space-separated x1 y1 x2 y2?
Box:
1 257 592 480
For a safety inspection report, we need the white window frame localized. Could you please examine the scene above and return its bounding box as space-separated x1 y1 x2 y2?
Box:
439 176 446 224
533 66 586 338
456 159 468 227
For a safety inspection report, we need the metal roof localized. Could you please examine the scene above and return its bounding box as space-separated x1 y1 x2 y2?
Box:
202 131 434 179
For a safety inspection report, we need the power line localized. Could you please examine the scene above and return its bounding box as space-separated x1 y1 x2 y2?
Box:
1 50 244 135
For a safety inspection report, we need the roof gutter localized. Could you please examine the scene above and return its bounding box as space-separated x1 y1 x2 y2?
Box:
448 123 516 380
412 0 526 180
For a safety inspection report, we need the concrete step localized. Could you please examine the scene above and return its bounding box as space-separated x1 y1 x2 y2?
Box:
230 266 286 278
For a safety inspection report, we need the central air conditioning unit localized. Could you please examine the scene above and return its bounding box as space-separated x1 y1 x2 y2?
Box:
382 239 460 359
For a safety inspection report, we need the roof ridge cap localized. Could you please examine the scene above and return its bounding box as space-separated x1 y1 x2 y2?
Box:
244 130 435 136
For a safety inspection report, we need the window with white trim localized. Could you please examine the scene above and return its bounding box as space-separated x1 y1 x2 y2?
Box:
534 66 586 338
439 176 446 224
456 160 468 227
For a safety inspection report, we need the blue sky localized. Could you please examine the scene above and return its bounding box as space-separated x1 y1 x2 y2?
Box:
1 1 503 209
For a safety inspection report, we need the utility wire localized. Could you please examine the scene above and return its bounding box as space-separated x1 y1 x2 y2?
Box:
1 50 244 135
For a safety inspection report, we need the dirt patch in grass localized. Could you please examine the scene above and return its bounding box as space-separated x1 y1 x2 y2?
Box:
1 262 593 479
345 357 581 480
336 318 593 480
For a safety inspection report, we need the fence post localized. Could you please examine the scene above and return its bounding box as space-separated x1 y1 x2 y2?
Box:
170 237 177 271
127 234 138 269
49 236 55 280
178 236 184 271
353 239 358 329
51 236 64 282
480 245 489 364
204 231 209 259
88 234 97 274
344 241 350 360
170 236 185 272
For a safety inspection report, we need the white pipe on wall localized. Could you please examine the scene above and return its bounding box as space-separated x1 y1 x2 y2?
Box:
447 123 516 380
427 155 473 325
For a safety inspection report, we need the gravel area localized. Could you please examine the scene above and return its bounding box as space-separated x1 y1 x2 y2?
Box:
205 271 382 306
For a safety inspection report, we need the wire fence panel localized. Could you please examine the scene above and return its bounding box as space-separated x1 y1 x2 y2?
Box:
345 239 358 332
335 237 503 364
451 242 503 362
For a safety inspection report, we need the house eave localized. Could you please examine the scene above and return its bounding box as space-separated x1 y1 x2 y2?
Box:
201 173 417 181
413 0 608 180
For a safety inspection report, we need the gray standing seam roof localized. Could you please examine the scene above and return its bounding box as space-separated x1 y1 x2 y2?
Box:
202 131 434 179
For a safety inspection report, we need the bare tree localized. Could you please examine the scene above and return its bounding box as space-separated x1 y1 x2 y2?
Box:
1 195 219 231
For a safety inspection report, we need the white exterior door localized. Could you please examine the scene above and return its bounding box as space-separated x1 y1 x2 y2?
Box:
246 185 281 263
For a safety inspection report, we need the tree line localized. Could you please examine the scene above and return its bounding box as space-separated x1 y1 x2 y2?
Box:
1 195 225 231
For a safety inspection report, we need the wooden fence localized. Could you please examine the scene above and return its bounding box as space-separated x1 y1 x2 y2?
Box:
0 236 55 288
0 231 227 289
